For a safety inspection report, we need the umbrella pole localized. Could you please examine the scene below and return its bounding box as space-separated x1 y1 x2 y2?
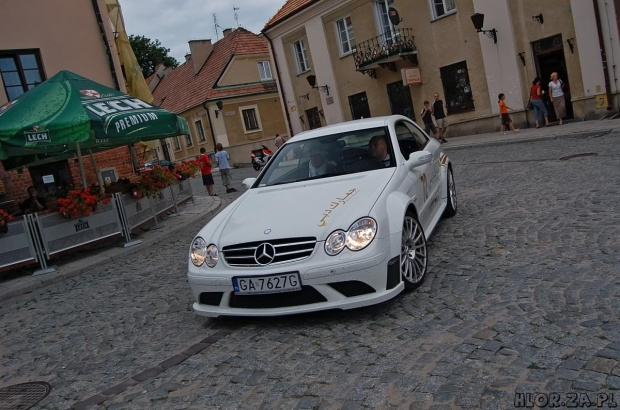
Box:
89 149 105 194
75 142 87 189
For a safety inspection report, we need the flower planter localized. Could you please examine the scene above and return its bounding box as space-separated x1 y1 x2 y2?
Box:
132 189 143 199
0 223 8 234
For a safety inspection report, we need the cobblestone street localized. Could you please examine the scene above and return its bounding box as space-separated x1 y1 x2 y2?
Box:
1 132 619 409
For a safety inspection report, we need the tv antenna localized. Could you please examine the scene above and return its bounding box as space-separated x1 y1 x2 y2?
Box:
233 6 240 28
213 13 223 40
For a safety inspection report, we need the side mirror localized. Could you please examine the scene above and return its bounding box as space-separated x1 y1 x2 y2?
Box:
242 178 256 189
406 150 433 170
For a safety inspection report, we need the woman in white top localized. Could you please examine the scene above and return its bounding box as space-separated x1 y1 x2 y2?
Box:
548 72 566 125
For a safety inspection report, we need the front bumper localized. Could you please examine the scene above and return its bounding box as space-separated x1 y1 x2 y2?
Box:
187 236 403 317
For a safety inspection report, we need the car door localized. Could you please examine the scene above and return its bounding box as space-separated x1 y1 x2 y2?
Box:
394 120 441 230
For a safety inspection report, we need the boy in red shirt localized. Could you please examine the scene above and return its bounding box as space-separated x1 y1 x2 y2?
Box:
498 93 519 134
198 147 216 196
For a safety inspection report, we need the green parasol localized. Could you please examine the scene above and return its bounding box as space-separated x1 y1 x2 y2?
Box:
0 70 189 186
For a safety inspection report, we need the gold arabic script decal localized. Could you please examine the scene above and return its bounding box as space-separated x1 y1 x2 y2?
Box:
318 188 358 227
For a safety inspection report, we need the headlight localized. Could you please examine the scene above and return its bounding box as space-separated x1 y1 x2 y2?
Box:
190 237 219 267
345 218 377 251
325 230 346 255
324 217 377 255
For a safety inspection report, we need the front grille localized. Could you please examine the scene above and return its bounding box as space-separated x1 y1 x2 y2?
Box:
327 281 376 297
222 237 316 267
229 285 327 308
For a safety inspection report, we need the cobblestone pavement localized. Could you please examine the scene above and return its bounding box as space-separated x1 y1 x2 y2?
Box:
1 133 619 409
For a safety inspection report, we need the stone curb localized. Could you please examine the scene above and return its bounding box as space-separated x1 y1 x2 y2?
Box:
444 126 617 151
0 196 223 302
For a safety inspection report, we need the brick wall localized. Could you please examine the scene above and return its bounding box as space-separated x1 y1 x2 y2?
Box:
0 145 141 212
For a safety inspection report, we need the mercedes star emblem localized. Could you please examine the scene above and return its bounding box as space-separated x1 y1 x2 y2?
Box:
254 243 276 265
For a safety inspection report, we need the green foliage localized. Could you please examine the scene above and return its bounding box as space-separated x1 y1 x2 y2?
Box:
129 35 179 78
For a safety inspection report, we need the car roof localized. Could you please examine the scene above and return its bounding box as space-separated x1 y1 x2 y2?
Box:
289 115 408 142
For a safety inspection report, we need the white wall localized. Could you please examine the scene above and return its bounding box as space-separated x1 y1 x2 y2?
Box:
271 37 304 135
473 0 524 113
571 0 607 96
304 15 345 125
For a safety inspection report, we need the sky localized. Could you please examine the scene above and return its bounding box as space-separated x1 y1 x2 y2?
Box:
120 0 286 63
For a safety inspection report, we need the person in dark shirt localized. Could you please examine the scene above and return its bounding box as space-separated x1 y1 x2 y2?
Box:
13 186 45 216
432 92 448 143
420 101 438 139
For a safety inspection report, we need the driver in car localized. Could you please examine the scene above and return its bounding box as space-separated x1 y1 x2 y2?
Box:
369 135 391 167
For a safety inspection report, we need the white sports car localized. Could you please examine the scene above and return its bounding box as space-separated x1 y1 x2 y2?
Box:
188 115 457 317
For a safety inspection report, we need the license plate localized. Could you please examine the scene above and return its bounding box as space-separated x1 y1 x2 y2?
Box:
232 272 302 295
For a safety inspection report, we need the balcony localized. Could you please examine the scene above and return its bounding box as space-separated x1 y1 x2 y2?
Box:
353 28 418 78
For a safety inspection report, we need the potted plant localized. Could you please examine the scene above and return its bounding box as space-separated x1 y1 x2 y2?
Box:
0 209 13 233
174 160 200 180
135 165 177 197
57 187 111 218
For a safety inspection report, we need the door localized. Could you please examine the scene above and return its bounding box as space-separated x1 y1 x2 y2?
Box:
27 160 73 198
532 35 574 121
387 81 415 121
393 120 440 230
305 107 322 129
349 92 371 119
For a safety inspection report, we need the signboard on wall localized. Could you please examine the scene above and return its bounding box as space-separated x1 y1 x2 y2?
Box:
595 94 610 109
402 68 422 85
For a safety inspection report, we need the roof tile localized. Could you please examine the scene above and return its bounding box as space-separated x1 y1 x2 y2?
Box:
263 0 318 31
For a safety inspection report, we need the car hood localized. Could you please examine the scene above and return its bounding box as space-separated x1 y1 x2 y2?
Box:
212 170 394 245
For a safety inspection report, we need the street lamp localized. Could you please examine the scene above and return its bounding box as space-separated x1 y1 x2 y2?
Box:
471 13 497 44
214 100 223 118
306 75 330 95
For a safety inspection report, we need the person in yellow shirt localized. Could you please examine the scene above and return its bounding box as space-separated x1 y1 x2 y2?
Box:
498 93 519 134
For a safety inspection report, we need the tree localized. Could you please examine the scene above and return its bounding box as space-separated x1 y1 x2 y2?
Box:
129 35 179 78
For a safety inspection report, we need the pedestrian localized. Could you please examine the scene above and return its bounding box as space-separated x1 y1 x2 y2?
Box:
420 100 438 139
12 186 46 216
530 77 550 128
274 134 285 150
548 72 566 125
498 93 519 134
214 143 237 194
432 92 448 143
198 147 216 196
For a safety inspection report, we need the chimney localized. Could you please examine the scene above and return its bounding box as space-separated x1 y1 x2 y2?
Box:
223 28 232 37
184 53 191 62
188 39 213 74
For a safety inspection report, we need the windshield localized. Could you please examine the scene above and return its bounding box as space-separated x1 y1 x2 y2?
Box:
256 126 394 187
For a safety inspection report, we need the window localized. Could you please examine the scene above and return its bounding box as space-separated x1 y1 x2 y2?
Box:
258 61 272 81
195 120 206 142
336 16 356 56
430 0 456 19
293 40 310 74
394 121 428 160
440 61 474 113
173 136 181 150
240 106 262 132
0 50 44 101
376 0 396 44
185 133 193 147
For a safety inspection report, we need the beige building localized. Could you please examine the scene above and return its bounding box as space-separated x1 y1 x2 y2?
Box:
263 0 620 137
0 0 142 209
149 28 289 165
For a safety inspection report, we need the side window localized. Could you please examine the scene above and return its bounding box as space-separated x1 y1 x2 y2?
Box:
394 121 428 160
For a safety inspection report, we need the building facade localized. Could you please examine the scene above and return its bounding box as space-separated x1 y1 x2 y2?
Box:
150 28 289 165
263 0 619 137
0 0 141 209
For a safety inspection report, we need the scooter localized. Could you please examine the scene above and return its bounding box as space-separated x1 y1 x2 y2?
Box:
250 145 273 171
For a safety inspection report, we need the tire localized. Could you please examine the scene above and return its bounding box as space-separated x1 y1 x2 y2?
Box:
252 163 261 171
401 212 428 290
443 165 457 217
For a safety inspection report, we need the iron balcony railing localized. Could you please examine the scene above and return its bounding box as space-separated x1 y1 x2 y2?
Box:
353 27 418 75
